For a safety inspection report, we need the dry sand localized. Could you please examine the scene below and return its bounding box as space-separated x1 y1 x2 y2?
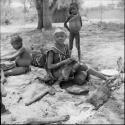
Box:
1 23 124 124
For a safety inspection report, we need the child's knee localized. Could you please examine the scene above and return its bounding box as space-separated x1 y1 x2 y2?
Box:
74 71 87 85
72 63 80 72
76 42 80 51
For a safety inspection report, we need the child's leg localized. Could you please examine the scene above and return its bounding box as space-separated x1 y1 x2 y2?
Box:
1 83 7 97
87 68 107 80
1 101 7 114
0 63 16 71
1 101 10 114
1 93 8 114
75 32 81 62
4 67 30 77
69 32 75 57
1 69 6 84
77 63 107 81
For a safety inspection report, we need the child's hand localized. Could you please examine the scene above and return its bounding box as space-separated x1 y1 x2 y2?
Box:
70 57 76 61
65 58 76 64
62 58 72 64
67 58 73 63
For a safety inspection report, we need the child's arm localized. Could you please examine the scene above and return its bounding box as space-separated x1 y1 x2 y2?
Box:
2 47 25 61
47 51 73 70
80 16 82 26
64 16 71 32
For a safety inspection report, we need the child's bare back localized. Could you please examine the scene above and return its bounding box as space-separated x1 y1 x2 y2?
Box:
1 35 32 76
15 47 32 67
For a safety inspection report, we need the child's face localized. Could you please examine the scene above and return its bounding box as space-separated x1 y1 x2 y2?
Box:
11 42 22 50
71 7 78 15
54 32 66 44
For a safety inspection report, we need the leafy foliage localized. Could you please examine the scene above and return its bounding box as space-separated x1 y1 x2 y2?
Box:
49 0 82 9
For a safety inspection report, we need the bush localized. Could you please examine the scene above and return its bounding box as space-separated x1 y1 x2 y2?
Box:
95 21 124 31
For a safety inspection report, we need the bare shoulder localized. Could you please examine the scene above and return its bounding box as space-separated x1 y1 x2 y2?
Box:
18 47 30 55
20 47 29 52
19 47 25 51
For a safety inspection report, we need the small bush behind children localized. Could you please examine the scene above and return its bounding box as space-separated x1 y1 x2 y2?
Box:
64 2 82 62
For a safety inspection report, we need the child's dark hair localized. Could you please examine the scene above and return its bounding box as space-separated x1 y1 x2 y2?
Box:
69 2 79 14
10 35 22 44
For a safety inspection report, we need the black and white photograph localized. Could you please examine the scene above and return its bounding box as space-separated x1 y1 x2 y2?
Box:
1 0 124 124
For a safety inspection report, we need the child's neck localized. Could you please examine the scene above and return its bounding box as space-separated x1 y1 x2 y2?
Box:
16 46 23 51
71 13 78 16
55 43 65 48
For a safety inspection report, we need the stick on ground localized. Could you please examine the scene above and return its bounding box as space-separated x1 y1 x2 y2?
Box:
25 87 55 106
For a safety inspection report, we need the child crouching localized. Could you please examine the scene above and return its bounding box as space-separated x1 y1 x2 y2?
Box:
1 35 32 77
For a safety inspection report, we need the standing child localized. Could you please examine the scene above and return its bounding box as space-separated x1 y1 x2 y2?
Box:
1 35 32 77
64 3 82 62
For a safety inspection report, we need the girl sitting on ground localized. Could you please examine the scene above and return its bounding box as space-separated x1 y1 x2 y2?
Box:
46 28 109 85
1 35 32 77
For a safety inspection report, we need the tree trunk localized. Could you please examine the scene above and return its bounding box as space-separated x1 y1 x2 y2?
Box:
35 0 52 30
43 0 52 29
35 0 44 29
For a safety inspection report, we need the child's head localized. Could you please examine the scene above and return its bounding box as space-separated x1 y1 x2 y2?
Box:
10 35 22 50
69 3 78 15
54 28 67 44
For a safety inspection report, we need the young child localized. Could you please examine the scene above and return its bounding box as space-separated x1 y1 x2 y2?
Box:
64 3 82 62
1 35 32 77
46 28 109 87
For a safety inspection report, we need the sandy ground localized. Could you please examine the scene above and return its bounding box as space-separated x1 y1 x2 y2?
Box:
1 22 124 124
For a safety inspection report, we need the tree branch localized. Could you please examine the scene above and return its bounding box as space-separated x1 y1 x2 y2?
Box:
49 0 58 13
